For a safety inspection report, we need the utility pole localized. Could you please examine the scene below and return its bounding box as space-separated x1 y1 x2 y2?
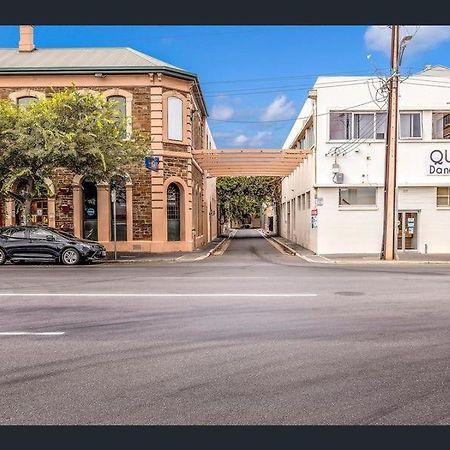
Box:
381 25 400 260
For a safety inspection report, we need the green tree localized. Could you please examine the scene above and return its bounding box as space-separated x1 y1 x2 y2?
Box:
0 88 150 225
216 176 281 226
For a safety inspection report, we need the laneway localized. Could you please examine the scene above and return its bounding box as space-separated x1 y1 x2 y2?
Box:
0 231 450 425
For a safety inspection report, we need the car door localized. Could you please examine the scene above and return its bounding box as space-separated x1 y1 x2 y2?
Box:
28 228 62 260
3 227 31 259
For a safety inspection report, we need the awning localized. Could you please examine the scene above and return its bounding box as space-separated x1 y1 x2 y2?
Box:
192 149 310 177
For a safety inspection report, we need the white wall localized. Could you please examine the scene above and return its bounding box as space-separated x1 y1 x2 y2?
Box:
280 153 317 252
281 68 450 254
398 187 450 253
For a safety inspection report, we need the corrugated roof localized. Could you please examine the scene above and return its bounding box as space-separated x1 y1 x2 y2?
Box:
0 47 194 76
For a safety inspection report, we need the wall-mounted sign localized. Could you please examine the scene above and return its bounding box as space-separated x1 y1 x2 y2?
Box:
86 207 95 217
311 216 318 229
428 150 450 175
145 156 160 171
311 209 318 216
316 197 324 207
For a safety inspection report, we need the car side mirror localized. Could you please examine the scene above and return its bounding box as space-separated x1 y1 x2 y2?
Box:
46 235 55 241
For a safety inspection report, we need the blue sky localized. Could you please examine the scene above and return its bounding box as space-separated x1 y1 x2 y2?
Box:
1 25 450 148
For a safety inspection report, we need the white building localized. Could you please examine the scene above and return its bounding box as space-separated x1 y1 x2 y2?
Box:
281 65 450 255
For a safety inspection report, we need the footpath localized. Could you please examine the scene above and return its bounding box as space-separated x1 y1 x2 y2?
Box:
264 232 450 265
105 234 229 264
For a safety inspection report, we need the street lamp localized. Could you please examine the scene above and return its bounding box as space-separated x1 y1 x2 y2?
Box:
111 188 117 261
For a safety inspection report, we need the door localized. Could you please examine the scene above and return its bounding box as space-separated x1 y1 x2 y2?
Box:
2 227 31 259
167 183 181 241
28 227 62 260
82 180 98 241
397 212 418 251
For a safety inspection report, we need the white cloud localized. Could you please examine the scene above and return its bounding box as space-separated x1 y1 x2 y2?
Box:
233 134 249 145
249 131 272 146
261 95 296 121
231 131 272 147
365 26 450 57
211 104 234 120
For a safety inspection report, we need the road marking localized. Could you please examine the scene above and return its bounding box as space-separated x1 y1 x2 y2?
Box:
0 293 318 298
0 332 65 336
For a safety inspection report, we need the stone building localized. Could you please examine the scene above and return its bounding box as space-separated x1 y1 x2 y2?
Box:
0 26 217 252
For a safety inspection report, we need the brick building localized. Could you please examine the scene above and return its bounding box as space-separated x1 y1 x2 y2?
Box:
0 26 218 252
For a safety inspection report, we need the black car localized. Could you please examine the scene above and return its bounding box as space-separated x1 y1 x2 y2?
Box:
0 226 107 266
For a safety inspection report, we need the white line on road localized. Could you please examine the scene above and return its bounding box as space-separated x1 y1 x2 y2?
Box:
0 293 318 297
0 332 65 336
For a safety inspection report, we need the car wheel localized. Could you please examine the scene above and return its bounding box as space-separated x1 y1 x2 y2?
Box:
0 248 6 265
61 248 81 266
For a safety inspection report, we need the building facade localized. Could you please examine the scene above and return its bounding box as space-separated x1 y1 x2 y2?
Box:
0 26 217 252
281 65 450 255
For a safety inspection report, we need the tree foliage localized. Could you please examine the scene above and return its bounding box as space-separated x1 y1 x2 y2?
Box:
216 176 281 224
0 87 150 224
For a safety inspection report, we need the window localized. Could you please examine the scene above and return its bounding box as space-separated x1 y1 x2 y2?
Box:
297 196 302 210
107 96 127 139
339 188 377 206
330 112 352 140
305 191 311 209
301 193 305 210
17 96 37 108
330 112 387 141
432 112 450 139
110 175 127 241
29 228 56 240
4 227 27 239
375 112 388 139
167 96 183 141
353 113 374 139
400 112 421 139
437 187 450 207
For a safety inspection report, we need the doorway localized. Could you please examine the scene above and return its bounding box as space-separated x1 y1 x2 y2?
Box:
397 211 418 251
167 183 181 241
82 180 98 241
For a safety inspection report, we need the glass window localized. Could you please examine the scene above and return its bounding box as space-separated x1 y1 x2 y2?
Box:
375 112 388 139
339 188 377 206
437 187 450 207
17 96 37 108
353 113 374 139
110 175 127 241
6 227 27 239
30 228 56 240
107 96 127 139
432 113 450 139
167 96 183 141
400 113 421 138
330 112 352 140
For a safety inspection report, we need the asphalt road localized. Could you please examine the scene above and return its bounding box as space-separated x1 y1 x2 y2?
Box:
1 228 450 424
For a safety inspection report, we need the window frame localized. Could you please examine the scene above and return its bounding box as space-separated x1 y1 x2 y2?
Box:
338 187 378 208
329 111 388 141
399 111 422 140
431 111 450 140
167 96 184 142
436 186 450 208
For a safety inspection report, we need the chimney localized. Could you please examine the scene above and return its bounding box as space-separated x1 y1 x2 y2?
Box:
18 25 35 52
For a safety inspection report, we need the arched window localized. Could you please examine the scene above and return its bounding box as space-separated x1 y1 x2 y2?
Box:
110 175 127 241
82 180 98 241
17 96 37 108
167 183 181 241
167 96 183 141
107 95 127 139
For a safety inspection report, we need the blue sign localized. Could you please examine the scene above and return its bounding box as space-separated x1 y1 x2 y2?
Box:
145 156 160 171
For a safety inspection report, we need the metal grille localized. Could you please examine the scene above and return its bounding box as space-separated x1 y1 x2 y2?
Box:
167 184 180 220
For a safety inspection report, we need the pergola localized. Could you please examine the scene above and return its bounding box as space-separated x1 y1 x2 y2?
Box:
192 149 310 177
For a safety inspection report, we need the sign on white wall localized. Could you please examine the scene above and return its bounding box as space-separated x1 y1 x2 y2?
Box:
428 150 450 175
